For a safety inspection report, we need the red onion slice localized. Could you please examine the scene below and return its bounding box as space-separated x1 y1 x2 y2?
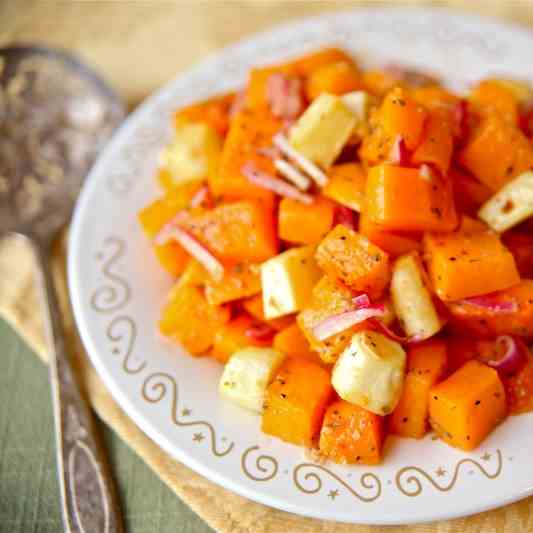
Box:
460 294 518 313
480 335 528 376
312 306 385 341
334 205 357 231
155 224 224 281
266 73 304 119
369 319 427 344
242 161 314 204
229 89 246 118
352 294 371 309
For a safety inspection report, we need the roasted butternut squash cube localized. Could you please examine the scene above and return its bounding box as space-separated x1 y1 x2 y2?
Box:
429 360 506 451
261 246 322 319
159 283 230 355
380 87 428 150
213 109 281 205
319 400 384 464
212 315 271 364
205 262 261 306
323 163 367 212
365 164 458 233
289 93 356 168
332 331 406 415
174 92 235 136
161 122 222 186
459 114 533 192
445 280 533 337
315 225 390 299
298 276 362 364
359 208 422 257
262 357 333 446
306 61 363 100
390 340 448 438
469 79 520 124
478 170 533 233
273 323 322 365
278 196 335 245
412 109 454 174
177 201 278 263
153 242 189 277
424 230 520 301
390 252 444 339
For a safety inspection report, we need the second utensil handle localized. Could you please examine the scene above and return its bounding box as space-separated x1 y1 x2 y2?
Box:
30 238 123 533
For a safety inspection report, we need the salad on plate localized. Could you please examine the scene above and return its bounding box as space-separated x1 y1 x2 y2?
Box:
138 47 533 466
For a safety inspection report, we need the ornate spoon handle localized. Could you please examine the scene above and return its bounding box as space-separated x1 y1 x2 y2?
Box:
31 239 123 533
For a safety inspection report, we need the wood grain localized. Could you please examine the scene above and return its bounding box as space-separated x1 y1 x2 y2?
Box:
1 2 533 532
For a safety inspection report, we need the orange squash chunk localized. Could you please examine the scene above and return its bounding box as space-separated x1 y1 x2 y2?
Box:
319 400 385 464
278 196 335 245
359 208 422 257
177 201 278 263
298 276 365 364
469 80 519 125
241 294 294 331
365 164 458 233
379 87 428 150
262 357 333 446
159 283 230 355
446 280 533 338
306 61 363 100
429 360 506 451
211 315 270 364
153 242 189 277
359 88 428 165
212 108 281 205
273 323 322 365
246 48 353 109
322 163 367 212
174 92 235 136
424 230 520 301
390 340 448 439
204 262 261 306
412 110 454 174
315 225 390 299
459 114 533 192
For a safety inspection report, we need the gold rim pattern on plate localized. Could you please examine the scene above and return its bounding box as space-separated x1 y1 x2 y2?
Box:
293 463 382 502
91 237 131 313
241 446 279 482
106 315 146 374
395 450 503 497
141 372 234 457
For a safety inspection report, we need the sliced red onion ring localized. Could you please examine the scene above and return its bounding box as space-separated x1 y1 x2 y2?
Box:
369 319 426 344
460 294 518 313
480 335 528 376
266 73 304 119
245 323 276 341
229 89 246 118
154 224 224 281
352 294 371 309
242 161 314 204
389 136 409 166
334 205 357 231
312 306 385 341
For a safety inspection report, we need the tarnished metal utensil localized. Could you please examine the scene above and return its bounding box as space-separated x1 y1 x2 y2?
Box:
0 45 125 533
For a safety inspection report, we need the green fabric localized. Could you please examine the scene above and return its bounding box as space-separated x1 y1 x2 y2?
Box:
0 318 213 533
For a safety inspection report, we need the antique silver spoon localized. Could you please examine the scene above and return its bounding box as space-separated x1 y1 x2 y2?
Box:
0 46 125 532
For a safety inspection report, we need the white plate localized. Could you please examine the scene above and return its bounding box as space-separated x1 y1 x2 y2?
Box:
68 8 533 525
